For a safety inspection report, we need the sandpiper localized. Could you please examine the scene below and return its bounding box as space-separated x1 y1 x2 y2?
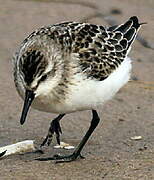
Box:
13 16 142 163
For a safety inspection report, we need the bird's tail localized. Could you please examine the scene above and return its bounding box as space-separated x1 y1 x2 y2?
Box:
108 16 146 50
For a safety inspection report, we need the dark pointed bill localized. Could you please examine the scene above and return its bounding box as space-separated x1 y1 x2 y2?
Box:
20 90 35 125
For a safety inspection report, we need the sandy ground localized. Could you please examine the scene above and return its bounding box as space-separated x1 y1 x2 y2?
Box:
0 0 154 179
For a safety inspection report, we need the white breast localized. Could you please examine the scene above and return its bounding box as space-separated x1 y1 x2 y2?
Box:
64 57 132 112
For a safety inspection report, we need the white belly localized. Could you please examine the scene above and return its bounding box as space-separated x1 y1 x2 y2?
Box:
31 57 132 114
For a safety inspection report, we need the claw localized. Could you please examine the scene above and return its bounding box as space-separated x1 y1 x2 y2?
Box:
35 152 84 163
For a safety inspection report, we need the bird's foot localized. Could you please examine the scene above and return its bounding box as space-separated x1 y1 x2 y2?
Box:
40 119 62 147
35 153 85 163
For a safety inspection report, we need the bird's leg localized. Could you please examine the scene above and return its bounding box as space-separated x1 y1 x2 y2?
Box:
40 114 65 147
36 110 100 163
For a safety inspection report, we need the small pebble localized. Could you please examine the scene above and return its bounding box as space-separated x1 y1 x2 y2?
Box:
137 58 142 62
130 136 142 140
54 142 75 150
119 118 125 122
110 8 122 15
138 145 148 151
131 76 139 81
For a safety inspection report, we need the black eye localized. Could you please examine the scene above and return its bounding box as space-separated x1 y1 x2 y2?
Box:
40 74 47 82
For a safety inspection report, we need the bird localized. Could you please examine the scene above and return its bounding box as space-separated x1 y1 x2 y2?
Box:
13 16 143 163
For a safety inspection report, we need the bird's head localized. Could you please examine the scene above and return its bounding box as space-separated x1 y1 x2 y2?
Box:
19 48 57 125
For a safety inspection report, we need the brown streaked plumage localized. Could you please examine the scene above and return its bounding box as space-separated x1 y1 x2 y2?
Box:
13 16 142 163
